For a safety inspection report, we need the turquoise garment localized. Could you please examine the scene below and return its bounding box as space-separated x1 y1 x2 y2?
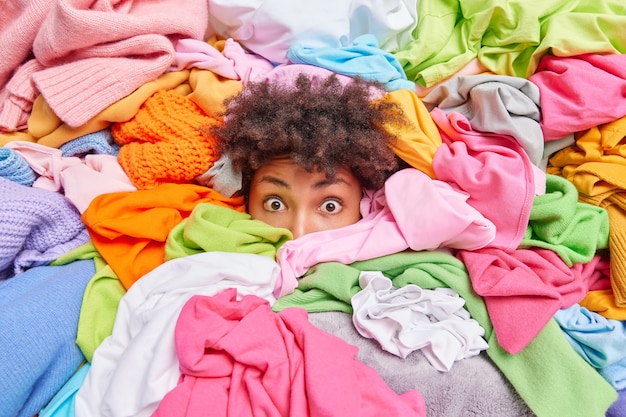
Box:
287 34 416 91
274 250 617 417
38 364 89 417
394 0 626 86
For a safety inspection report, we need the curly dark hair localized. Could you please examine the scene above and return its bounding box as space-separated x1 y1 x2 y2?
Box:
211 72 407 195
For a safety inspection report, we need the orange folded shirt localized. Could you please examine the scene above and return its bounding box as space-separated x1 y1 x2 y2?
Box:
579 288 626 321
82 183 244 289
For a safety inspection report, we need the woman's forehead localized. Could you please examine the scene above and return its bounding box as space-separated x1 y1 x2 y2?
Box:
256 156 356 183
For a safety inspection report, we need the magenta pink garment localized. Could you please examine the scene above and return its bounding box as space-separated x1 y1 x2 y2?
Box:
529 53 626 141
431 108 535 252
457 248 607 354
153 289 426 417
275 168 496 297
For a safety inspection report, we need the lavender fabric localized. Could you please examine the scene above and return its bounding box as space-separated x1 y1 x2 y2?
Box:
0 177 89 279
608 388 626 417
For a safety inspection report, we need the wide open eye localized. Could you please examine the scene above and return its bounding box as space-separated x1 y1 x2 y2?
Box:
263 197 286 212
320 198 343 214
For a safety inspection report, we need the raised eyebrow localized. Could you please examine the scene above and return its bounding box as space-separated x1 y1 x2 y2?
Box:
258 175 290 189
258 174 352 190
312 177 351 189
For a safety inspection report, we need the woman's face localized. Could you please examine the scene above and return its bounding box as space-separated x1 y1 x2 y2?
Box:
248 157 363 239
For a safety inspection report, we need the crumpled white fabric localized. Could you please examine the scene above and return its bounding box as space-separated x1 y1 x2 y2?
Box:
74 252 279 417
206 0 418 64
351 271 489 372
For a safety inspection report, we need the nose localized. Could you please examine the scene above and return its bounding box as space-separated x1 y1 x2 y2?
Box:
288 211 313 239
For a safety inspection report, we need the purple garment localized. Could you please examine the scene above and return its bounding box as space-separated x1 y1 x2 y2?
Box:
606 389 626 417
608 389 626 417
0 177 89 279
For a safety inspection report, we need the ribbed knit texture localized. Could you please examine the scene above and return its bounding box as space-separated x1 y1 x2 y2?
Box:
9 0 209 128
609 200 626 305
0 177 89 279
0 59 44 132
581 192 626 307
59 128 119 158
32 35 177 128
0 0 54 89
0 259 95 417
0 147 36 186
111 90 219 189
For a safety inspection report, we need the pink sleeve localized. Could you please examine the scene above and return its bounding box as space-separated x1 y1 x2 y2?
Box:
275 167 496 297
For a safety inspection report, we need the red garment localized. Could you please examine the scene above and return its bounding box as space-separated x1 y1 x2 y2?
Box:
457 248 607 354
153 289 426 417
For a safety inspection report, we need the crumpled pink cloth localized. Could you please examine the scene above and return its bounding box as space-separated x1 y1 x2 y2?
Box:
153 288 426 417
5 141 135 213
173 37 275 83
431 108 538 252
530 53 626 141
457 247 609 354
275 167 496 297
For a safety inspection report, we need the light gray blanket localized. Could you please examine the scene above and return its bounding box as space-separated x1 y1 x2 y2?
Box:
309 311 536 417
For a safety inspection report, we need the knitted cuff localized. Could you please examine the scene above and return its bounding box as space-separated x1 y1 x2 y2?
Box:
0 148 36 186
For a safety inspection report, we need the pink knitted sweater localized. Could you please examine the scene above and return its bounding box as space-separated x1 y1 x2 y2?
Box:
0 0 208 130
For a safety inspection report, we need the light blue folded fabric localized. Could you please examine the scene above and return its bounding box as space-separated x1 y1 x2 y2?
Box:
0 259 95 417
601 357 626 391
555 304 626 389
59 128 119 158
287 33 416 91
0 147 36 186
